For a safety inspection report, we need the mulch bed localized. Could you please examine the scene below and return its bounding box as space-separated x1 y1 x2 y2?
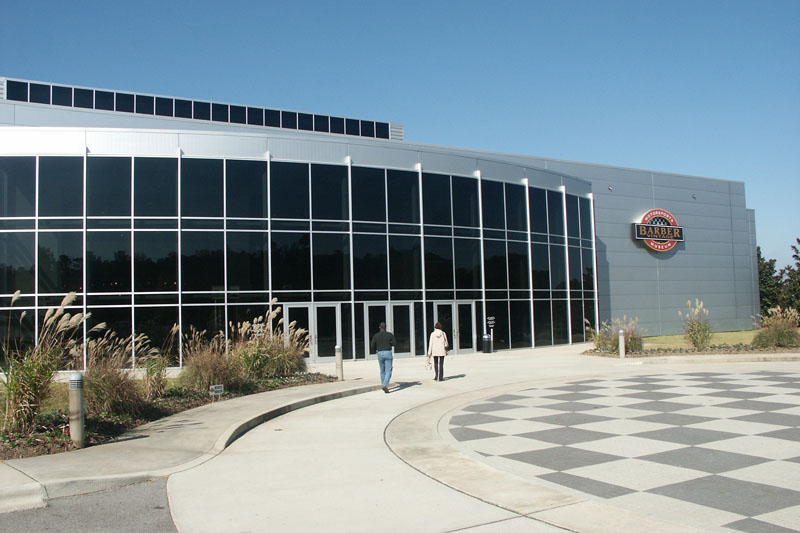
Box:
585 346 800 358
1 373 336 460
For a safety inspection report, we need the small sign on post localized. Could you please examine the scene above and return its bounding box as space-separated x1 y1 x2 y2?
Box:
209 384 224 400
486 316 496 327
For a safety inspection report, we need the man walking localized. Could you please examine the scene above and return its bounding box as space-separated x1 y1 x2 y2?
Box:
370 322 396 393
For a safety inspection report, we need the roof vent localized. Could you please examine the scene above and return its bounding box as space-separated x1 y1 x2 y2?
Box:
390 123 404 141
0 78 6 100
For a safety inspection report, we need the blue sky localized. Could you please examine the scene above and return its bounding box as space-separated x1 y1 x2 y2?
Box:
3 0 798 267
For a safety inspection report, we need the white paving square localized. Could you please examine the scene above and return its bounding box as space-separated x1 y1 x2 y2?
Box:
724 460 800 491
571 435 685 457
753 504 800 530
573 418 672 436
689 418 787 435
577 395 645 407
479 454 557 480
466 435 560 456
566 458 704 491
666 395 734 406
477 419 562 436
580 406 657 419
678 405 760 419
698 435 800 460
606 491 743 530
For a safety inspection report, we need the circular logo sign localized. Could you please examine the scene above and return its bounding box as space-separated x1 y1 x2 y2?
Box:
635 209 684 252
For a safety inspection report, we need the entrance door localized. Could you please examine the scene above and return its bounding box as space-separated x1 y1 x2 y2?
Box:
434 303 455 354
313 305 339 361
457 302 475 353
391 304 412 356
365 304 387 359
284 306 310 359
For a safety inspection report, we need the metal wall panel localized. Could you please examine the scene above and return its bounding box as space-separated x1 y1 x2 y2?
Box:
87 131 179 156
181 133 267 159
267 137 348 164
418 151 476 177
0 129 85 155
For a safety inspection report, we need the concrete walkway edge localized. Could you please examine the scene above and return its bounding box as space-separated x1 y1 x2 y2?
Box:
0 382 381 514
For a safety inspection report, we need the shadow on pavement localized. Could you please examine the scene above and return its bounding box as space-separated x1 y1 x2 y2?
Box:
390 381 422 392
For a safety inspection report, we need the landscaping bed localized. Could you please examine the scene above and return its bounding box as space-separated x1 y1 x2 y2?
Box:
0 372 336 460
585 345 800 358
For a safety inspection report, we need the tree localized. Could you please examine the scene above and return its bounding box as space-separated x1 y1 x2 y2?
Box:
758 246 781 314
778 238 800 310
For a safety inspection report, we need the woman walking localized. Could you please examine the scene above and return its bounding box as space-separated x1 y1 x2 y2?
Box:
427 322 449 381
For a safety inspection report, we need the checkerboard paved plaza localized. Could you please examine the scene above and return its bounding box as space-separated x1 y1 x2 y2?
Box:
447 370 800 532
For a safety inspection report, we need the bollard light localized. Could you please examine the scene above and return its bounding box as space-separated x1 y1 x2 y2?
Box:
68 372 85 448
335 344 344 381
618 330 626 359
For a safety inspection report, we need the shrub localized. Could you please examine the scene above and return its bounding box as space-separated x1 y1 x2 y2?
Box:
586 315 643 354
230 302 309 381
139 324 178 401
2 292 91 433
83 331 146 416
678 299 712 350
180 328 247 393
753 307 800 348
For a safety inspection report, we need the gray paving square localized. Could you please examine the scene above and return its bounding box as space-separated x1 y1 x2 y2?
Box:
733 412 800 427
633 426 739 445
538 401 604 412
787 456 800 464
703 390 766 400
619 383 673 391
761 428 800 442
621 377 672 383
462 402 521 413
724 517 799 533
516 427 615 445
634 412 715 426
538 472 635 499
545 384 603 392
450 427 503 441
773 382 800 390
698 382 751 390
527 412 612 426
502 446 621 471
684 372 728 377
719 400 799 412
621 391 683 400
450 413 511 426
541 392 603 401
624 400 695 412
648 475 800 516
486 394 530 402
639 446 769 474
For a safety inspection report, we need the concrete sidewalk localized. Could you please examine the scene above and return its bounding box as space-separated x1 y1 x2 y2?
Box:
0 378 380 513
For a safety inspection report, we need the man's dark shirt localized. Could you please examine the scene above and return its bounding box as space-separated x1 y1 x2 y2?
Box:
370 330 396 352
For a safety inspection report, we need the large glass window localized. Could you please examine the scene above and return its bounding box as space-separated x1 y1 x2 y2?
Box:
353 234 387 289
529 187 548 234
135 307 179 364
481 180 504 229
510 300 532 348
387 170 419 224
87 157 131 217
87 231 131 292
389 235 421 289
0 157 35 217
454 239 481 290
580 197 592 240
552 300 569 344
550 245 567 292
38 232 82 293
582 248 594 296
507 241 529 289
569 246 582 297
505 184 526 231
534 300 552 346
181 159 223 218
424 237 453 289
483 240 507 290
422 173 451 226
39 157 83 217
134 231 177 292
181 232 224 291
271 232 310 290
134 158 177 217
227 160 267 219
226 232 269 291
271 162 309 219
547 190 564 236
452 176 479 227
486 301 509 350
311 164 348 221
531 243 550 291
0 233 34 293
566 194 580 238
313 233 350 290
351 167 385 222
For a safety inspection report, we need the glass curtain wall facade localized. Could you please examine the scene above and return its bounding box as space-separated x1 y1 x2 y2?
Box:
0 155 596 367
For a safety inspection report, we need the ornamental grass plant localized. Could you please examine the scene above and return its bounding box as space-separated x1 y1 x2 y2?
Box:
585 316 644 354
678 299 713 350
82 330 147 416
753 307 800 348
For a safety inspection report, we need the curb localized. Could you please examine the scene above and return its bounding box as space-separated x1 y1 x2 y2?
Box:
0 383 381 513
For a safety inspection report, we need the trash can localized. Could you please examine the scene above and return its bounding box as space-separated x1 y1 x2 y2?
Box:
482 334 492 353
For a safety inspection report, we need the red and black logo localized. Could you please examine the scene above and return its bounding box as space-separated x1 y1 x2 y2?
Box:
634 209 684 252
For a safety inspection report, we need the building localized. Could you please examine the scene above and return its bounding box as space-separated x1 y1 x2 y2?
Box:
0 76 759 367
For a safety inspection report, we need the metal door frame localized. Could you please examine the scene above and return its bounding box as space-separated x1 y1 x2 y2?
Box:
283 303 341 363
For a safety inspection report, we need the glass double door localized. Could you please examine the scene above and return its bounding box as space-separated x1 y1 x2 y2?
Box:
365 303 413 359
284 304 341 363
432 301 476 354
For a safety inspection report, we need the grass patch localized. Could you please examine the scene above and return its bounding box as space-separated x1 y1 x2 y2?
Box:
644 330 759 349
